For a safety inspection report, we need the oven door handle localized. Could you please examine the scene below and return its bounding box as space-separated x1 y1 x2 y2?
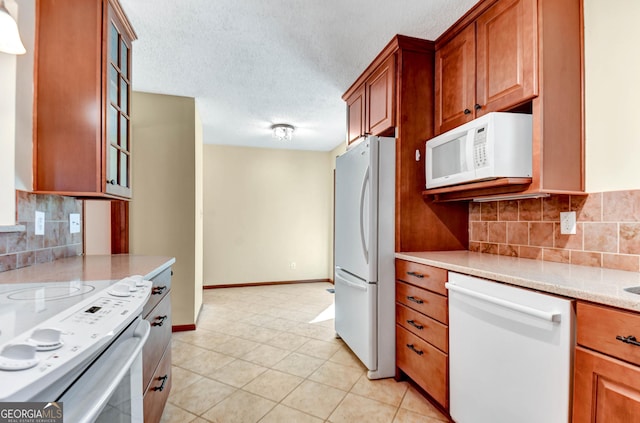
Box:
60 318 151 423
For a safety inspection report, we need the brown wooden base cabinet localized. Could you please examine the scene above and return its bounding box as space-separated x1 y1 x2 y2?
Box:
142 267 172 423
395 259 449 411
573 302 640 422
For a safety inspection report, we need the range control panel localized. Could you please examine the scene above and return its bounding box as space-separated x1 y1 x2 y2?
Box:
0 276 152 401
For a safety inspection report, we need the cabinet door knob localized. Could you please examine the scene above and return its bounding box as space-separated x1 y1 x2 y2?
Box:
107 179 116 185
463 108 471 115
474 103 482 110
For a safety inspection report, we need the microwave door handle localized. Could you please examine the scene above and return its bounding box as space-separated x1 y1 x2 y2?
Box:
466 130 475 172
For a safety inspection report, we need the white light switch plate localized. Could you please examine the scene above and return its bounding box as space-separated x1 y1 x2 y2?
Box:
35 211 45 235
560 211 576 235
70 213 81 234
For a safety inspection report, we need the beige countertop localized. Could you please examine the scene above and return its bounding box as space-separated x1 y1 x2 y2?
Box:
0 255 175 285
396 251 640 312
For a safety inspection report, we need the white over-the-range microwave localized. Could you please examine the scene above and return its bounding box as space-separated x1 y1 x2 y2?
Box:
425 112 533 189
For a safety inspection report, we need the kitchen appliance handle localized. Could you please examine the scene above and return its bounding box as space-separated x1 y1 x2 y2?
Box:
335 268 367 292
445 283 561 323
60 319 151 423
359 166 370 264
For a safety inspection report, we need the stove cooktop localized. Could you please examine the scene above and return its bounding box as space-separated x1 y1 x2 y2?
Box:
0 280 114 346
0 276 152 401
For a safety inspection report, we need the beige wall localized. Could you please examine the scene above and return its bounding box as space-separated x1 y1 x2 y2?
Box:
327 142 347 278
584 0 640 192
203 145 334 285
0 0 31 225
194 108 204 320
14 0 35 192
130 92 202 326
84 200 112 255
0 50 17 225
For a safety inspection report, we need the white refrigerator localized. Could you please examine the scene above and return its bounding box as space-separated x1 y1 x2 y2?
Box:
334 135 395 379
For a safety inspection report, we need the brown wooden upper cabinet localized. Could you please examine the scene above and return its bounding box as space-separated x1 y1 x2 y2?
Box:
34 0 136 199
342 35 469 252
346 85 365 144
426 0 584 200
344 55 396 144
435 0 537 135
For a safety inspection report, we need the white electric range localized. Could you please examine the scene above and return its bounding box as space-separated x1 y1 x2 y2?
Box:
0 276 152 422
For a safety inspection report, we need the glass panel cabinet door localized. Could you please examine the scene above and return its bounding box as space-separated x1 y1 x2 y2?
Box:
105 4 132 197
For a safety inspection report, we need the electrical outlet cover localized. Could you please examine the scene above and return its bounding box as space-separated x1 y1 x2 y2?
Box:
35 211 45 235
70 213 81 234
560 211 577 235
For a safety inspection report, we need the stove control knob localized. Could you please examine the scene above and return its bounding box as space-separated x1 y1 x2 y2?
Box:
108 282 132 297
120 277 139 291
129 275 146 287
29 328 64 351
0 344 39 370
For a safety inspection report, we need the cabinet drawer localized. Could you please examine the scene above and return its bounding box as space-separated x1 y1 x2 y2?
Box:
395 260 447 295
144 346 172 423
143 293 172 390
143 267 172 317
577 302 640 366
396 281 448 324
396 303 448 353
396 325 448 409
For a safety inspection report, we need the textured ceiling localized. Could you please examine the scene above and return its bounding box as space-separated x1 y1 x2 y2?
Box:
120 0 479 151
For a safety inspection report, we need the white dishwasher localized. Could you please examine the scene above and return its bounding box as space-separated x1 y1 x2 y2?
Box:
446 272 574 423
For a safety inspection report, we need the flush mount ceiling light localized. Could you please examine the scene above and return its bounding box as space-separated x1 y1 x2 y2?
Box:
271 123 295 141
0 0 26 55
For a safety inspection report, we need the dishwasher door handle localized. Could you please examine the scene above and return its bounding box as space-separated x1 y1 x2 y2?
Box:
445 283 562 323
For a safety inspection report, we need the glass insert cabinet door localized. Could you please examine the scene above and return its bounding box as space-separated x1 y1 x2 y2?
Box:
105 2 132 197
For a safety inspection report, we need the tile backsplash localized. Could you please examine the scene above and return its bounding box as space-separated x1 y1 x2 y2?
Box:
469 190 640 272
0 191 83 272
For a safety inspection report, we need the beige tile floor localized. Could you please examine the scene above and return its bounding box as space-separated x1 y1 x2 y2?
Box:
161 282 449 423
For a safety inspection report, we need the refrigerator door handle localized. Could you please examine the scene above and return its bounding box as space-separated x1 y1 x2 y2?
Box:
359 166 370 264
335 267 368 291
337 276 367 291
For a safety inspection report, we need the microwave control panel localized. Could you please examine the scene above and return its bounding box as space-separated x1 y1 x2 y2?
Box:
473 126 488 169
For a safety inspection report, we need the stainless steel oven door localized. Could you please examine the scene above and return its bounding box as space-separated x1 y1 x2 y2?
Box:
59 316 150 423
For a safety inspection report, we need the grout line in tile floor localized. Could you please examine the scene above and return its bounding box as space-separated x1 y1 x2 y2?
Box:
160 282 449 423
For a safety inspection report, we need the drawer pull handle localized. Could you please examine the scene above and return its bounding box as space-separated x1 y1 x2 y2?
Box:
152 315 168 327
152 286 167 295
407 296 424 304
406 344 424 355
407 271 425 279
407 320 424 330
152 374 168 392
616 335 640 347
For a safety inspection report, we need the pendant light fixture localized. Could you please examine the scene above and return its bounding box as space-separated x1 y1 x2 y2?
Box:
0 0 26 55
271 123 295 141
